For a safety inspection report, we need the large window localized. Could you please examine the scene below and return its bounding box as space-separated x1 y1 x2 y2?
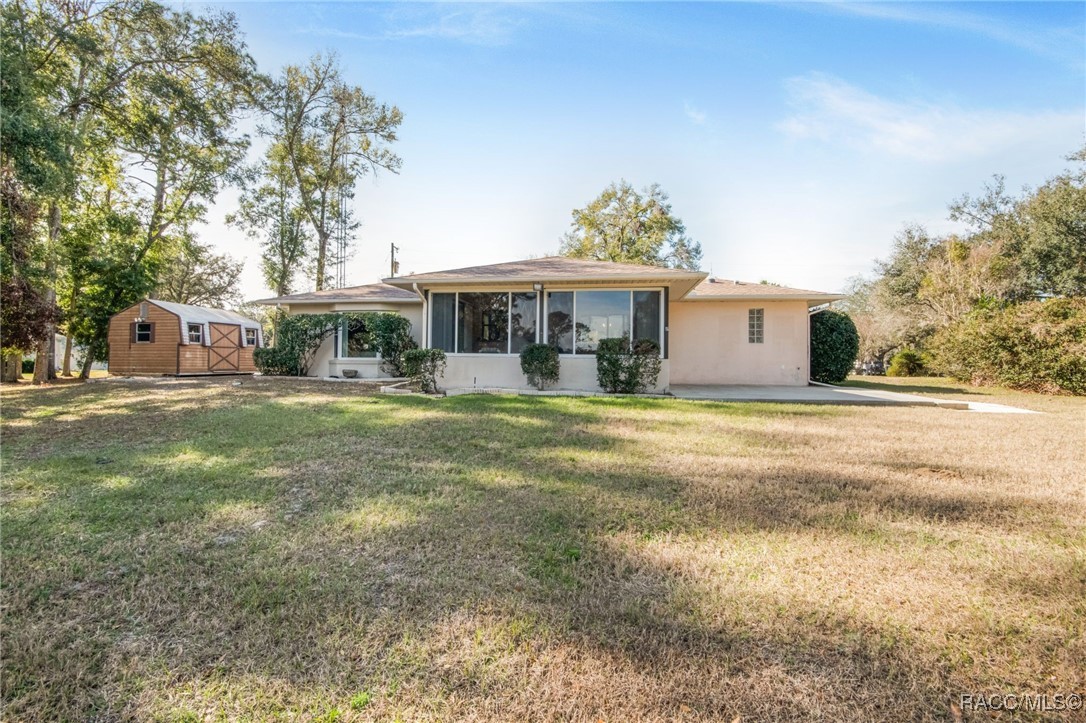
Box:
547 290 662 355
575 291 630 354
458 292 509 353
546 292 574 354
338 316 377 358
431 292 539 354
432 293 456 353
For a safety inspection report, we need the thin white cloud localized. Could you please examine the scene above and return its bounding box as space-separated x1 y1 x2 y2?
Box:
777 73 1082 163
299 6 522 47
684 102 707 126
821 2 1082 65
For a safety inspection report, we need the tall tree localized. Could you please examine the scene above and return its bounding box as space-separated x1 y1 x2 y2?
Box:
560 181 702 270
0 167 60 381
273 54 403 290
2 0 260 379
228 142 309 297
154 241 243 307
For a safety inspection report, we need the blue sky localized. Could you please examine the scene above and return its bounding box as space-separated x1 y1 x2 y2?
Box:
193 2 1085 298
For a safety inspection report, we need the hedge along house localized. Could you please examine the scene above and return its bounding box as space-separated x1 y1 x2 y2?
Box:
108 299 263 376
253 283 424 378
258 257 843 390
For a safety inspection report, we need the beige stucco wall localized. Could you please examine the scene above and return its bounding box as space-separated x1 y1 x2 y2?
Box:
668 300 810 385
438 355 669 393
285 303 423 378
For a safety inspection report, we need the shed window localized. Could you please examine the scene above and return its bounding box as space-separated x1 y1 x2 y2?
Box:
245 328 258 347
135 322 153 343
188 324 203 344
748 308 764 344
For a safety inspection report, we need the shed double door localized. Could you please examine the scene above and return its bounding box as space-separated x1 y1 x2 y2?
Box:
208 323 240 372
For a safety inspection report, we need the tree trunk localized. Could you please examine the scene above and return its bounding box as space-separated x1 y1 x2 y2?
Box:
31 336 51 384
62 332 74 375
79 347 95 379
1 351 22 383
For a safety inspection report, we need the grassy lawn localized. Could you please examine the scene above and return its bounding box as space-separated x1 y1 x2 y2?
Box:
2 378 1083 721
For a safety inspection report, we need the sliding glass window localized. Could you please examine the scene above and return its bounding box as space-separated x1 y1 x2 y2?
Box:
458 292 509 353
633 290 662 348
546 292 574 354
431 293 456 352
430 291 540 354
545 289 663 355
510 292 538 354
575 291 630 354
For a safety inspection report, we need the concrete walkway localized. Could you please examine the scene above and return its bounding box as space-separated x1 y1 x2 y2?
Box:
669 384 1038 414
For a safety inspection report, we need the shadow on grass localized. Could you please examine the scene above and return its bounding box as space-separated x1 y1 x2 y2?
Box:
2 383 1080 719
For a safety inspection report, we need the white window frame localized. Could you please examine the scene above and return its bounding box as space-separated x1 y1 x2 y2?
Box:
245 328 258 347
335 317 381 360
542 288 665 358
187 323 203 344
135 322 152 343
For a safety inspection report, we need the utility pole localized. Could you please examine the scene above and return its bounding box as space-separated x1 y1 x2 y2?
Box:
390 243 400 277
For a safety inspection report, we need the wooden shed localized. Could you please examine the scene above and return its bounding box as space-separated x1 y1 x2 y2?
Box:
108 299 263 376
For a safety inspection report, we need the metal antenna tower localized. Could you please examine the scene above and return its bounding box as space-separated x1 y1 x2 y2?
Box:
333 159 350 289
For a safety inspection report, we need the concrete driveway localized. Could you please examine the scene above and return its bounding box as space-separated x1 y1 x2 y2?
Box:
669 384 1037 413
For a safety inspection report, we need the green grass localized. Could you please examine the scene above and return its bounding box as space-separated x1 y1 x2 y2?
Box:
2 377 1084 720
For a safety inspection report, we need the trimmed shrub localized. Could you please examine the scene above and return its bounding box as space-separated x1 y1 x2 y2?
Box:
519 343 560 390
403 348 446 393
809 310 859 384
928 298 1086 395
596 337 662 394
886 348 927 377
253 346 300 376
370 313 416 377
254 313 340 376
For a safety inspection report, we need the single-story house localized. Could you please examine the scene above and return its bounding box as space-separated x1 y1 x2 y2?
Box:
255 256 842 391
108 299 263 375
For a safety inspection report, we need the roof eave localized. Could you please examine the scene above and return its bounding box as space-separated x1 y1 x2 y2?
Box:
683 293 845 303
252 296 420 305
382 272 707 292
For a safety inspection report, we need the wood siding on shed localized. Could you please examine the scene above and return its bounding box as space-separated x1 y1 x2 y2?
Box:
109 301 258 375
108 302 182 375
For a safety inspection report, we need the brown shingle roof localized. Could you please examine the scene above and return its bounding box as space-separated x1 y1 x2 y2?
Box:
685 278 843 301
382 256 707 297
253 283 420 305
383 256 706 283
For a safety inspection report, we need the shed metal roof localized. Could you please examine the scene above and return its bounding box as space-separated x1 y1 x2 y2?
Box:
148 299 262 328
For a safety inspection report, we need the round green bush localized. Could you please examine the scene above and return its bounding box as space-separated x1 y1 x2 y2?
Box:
403 348 447 393
886 348 927 377
596 336 662 394
519 343 560 390
809 310 859 383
